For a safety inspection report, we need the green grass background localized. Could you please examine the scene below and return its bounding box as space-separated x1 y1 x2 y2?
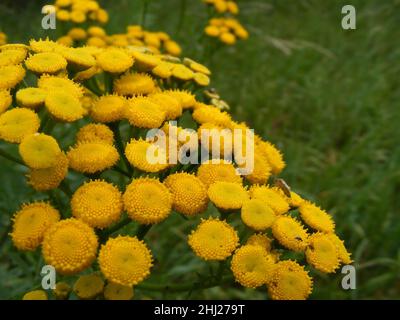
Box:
0 0 399 299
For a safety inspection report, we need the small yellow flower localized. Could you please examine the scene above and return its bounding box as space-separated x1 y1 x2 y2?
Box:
16 88 46 109
231 245 275 288
38 74 84 99
241 199 277 231
45 90 85 122
96 48 134 73
0 64 26 90
123 177 172 224
56 9 70 21
88 26 107 38
27 152 68 191
326 233 353 264
68 28 87 41
22 290 48 300
114 72 156 96
205 25 220 37
197 160 242 188
152 62 173 79
148 92 182 120
272 216 309 252
246 233 273 252
288 191 305 208
53 282 71 300
268 260 313 300
194 72 210 86
125 96 166 128
220 32 236 45
11 202 60 251
104 282 134 300
164 40 182 56
19 133 61 169
42 218 98 275
164 173 209 216
249 185 290 215
25 52 67 74
87 36 107 48
0 89 12 114
90 95 127 123
188 218 239 261
0 48 27 67
299 202 335 233
0 108 40 143
67 142 119 174
306 233 340 273
171 64 194 81
61 47 97 70
192 104 231 127
98 236 153 286
70 10 86 23
165 89 196 109
29 38 65 53
130 51 161 70
255 137 285 175
71 180 123 229
208 181 249 210
76 123 114 145
125 138 169 173
73 274 105 300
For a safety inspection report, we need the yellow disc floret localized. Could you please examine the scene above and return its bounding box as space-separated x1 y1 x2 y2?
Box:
299 201 335 233
0 108 40 143
76 123 114 145
272 216 309 252
249 185 289 215
241 199 277 231
305 233 340 273
197 160 242 188
208 181 249 210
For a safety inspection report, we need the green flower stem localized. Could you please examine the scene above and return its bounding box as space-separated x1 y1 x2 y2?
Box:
110 122 133 177
136 224 152 240
137 275 234 292
176 0 187 34
99 216 132 241
112 165 131 178
140 0 150 28
83 79 103 96
0 148 25 166
59 180 73 198
103 72 114 94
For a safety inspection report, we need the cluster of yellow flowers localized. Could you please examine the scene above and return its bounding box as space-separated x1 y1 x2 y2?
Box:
0 32 351 299
54 0 109 24
203 0 249 45
58 25 182 56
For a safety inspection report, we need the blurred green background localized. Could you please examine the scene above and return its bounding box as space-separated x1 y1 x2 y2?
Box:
0 0 399 299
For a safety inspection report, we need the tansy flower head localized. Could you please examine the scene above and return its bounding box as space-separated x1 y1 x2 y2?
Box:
193 104 231 127
96 48 134 73
61 47 97 70
10 202 60 251
0 64 26 90
67 142 119 174
255 137 285 175
16 88 46 109
25 52 67 74
231 245 275 288
288 191 305 208
152 62 173 79
164 40 182 56
184 58 211 75
241 199 277 231
0 108 40 143
104 282 134 300
188 218 239 261
123 177 172 224
164 173 209 216
125 96 166 128
194 72 210 86
114 72 156 96
197 160 242 188
45 90 85 122
131 51 161 70
22 290 48 300
19 133 61 169
250 185 290 215
272 216 309 252
299 202 335 233
0 48 27 67
148 92 182 120
268 260 313 300
27 152 68 191
53 282 71 300
165 89 196 109
29 38 65 53
326 233 353 265
76 123 114 145
306 233 340 273
90 95 127 123
38 75 84 99
125 138 168 173
208 181 249 211
42 218 98 275
71 180 123 229
242 151 272 185
98 236 153 286
0 90 12 114
246 233 273 252
73 274 105 300
68 28 87 41
171 64 194 81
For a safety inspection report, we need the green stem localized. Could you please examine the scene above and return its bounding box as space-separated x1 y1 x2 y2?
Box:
110 122 133 176
140 0 150 28
176 0 187 34
112 165 131 178
0 148 25 166
59 180 73 198
99 216 133 241
137 275 234 292
136 224 152 240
